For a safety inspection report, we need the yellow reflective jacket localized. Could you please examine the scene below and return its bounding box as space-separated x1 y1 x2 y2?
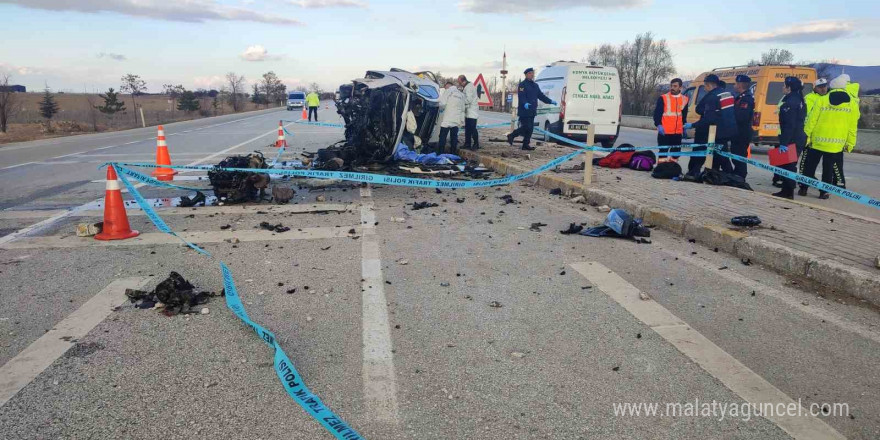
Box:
306 92 320 107
805 89 858 153
804 92 821 116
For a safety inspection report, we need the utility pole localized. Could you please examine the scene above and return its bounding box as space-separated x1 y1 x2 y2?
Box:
500 49 508 113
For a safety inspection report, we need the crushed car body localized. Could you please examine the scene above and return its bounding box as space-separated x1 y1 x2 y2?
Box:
325 68 442 168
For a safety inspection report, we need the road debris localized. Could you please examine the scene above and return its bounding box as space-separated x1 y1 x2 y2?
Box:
488 301 503 308
208 152 269 204
596 205 611 213
510 352 526 359
260 222 290 233
75 222 103 237
639 292 651 301
580 209 651 241
529 222 547 232
412 201 438 210
179 191 207 207
560 223 584 235
125 272 221 316
271 186 295 204
499 194 517 204
731 215 762 227
549 188 563 196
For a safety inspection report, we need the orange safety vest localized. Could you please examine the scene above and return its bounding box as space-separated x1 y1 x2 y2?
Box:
660 92 689 135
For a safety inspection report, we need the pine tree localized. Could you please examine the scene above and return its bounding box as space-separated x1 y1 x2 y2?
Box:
39 87 60 132
96 88 126 115
176 90 200 113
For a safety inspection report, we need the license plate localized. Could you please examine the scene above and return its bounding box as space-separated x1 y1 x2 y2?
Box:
569 124 588 131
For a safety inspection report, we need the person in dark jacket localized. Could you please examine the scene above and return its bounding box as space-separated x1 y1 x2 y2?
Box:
507 67 556 150
731 74 755 178
773 76 807 199
683 74 737 178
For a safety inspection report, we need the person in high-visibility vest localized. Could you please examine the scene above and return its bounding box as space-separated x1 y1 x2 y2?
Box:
804 77 829 116
731 74 755 179
652 78 689 163
306 91 320 122
801 74 859 199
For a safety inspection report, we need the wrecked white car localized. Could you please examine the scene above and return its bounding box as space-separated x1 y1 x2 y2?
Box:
329 69 441 166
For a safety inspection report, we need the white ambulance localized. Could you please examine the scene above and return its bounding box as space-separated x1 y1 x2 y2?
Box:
534 62 622 147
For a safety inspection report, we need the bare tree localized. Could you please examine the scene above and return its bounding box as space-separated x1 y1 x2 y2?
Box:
308 82 323 94
615 32 676 115
748 49 794 66
120 74 147 124
585 44 618 66
83 93 101 132
0 74 19 133
225 72 246 112
261 71 285 107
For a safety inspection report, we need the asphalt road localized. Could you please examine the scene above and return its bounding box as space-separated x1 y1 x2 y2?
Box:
1 107 878 439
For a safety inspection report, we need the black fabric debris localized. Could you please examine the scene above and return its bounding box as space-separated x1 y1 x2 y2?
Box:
700 169 753 190
741 259 752 266
179 191 206 207
125 272 220 315
220 224 232 230
549 188 563 195
560 223 584 235
260 221 290 233
529 222 547 232
456 198 465 203
412 201 438 210
499 195 516 204
731 215 762 227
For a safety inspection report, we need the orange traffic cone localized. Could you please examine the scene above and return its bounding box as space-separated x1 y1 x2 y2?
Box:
275 121 287 148
95 165 139 241
151 125 177 181
301 106 308 120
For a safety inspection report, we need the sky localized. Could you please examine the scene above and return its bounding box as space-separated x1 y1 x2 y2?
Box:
1 0 878 94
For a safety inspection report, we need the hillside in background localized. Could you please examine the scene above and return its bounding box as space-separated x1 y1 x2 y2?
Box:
813 64 880 92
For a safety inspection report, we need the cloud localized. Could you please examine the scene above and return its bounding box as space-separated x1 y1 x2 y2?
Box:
459 0 648 13
523 13 553 23
240 45 281 62
449 24 475 30
97 52 126 61
0 0 304 26
193 75 226 89
288 0 367 8
693 20 854 44
0 63 42 76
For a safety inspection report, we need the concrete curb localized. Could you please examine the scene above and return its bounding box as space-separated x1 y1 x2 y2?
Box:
460 150 880 305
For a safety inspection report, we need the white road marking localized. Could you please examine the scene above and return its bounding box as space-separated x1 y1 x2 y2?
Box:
0 277 149 407
570 262 846 440
660 249 880 345
359 186 400 425
1 226 361 250
0 161 35 170
0 120 293 246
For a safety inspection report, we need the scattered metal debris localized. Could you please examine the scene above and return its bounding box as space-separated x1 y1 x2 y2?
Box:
125 272 221 315
75 222 103 237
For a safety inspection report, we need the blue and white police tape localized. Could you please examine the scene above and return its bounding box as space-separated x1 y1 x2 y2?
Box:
475 122 512 129
106 163 365 440
269 143 286 168
111 149 587 189
285 120 345 128
656 151 708 157
533 127 715 153
715 149 880 210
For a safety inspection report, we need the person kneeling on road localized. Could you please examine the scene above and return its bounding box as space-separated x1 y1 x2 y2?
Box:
772 76 808 200
438 81 466 154
507 67 556 151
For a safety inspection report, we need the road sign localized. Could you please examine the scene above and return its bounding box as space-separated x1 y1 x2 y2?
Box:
474 74 493 107
506 93 513 103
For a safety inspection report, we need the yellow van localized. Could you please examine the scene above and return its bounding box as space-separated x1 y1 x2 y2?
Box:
685 65 817 145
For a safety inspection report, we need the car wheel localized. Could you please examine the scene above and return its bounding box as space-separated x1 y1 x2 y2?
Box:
544 122 551 142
